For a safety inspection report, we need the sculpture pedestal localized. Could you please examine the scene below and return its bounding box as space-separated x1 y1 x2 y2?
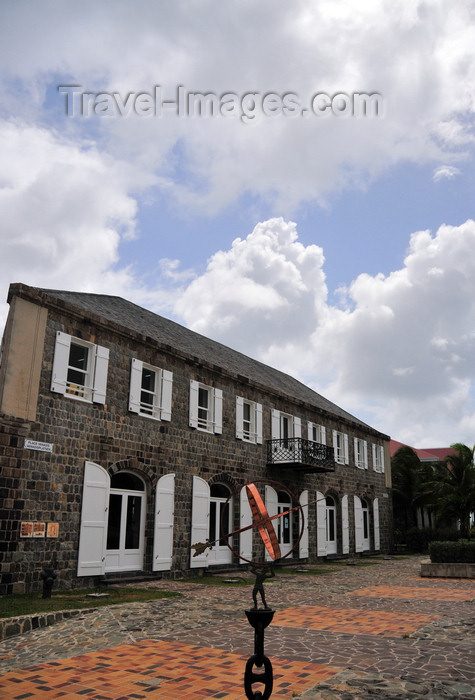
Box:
244 609 275 700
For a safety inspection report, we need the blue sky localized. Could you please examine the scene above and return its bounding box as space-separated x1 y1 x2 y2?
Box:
128 158 475 297
1 1 475 447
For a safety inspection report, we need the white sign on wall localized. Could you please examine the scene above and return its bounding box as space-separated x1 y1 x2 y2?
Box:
24 439 53 453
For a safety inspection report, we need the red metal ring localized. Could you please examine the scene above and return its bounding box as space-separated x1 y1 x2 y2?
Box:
222 478 305 566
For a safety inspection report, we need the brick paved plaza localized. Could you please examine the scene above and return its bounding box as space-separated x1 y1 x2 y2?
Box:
0 556 474 698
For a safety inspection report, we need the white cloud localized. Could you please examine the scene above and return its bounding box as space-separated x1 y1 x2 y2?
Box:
175 218 327 358
433 165 461 181
0 119 175 328
173 217 475 447
0 1 474 213
1 1 475 448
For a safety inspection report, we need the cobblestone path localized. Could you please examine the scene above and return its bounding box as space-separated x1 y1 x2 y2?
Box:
0 556 474 698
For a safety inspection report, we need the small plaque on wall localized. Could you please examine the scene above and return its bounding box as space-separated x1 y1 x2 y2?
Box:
24 439 53 453
33 522 46 538
47 522 59 538
20 522 34 538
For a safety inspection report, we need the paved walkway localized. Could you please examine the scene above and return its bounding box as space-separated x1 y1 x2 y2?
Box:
0 556 474 698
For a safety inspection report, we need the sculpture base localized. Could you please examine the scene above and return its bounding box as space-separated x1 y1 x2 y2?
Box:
245 608 275 629
244 609 274 700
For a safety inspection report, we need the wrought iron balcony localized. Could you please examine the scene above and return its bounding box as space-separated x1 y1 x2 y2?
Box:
266 438 335 473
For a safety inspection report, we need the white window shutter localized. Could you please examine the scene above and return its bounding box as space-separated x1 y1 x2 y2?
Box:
307 422 313 441
236 396 244 439
293 416 301 439
321 426 326 444
299 490 309 559
344 433 349 464
332 429 338 454
271 409 280 439
160 370 173 421
380 446 385 473
363 441 368 469
77 461 109 576
214 388 223 433
92 345 109 404
354 495 363 553
190 476 210 568
354 437 359 467
372 444 377 472
264 485 278 562
129 358 143 413
373 498 380 550
189 380 199 428
239 485 253 563
153 473 175 571
316 491 327 557
51 331 71 395
256 403 263 444
341 495 349 554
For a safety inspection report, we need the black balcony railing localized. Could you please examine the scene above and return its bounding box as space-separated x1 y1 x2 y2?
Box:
266 438 335 473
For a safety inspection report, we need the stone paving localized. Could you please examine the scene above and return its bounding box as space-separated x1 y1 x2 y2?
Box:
0 556 474 698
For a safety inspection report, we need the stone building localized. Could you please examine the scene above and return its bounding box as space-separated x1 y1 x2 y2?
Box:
0 283 391 594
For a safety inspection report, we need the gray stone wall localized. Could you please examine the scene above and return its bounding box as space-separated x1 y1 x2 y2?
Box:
0 302 391 593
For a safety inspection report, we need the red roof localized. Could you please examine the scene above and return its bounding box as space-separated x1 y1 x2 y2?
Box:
390 440 457 461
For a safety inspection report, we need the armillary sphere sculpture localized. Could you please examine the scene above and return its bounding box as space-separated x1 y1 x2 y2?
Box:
191 479 305 700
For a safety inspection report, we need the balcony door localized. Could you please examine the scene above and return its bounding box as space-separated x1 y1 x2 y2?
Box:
105 472 146 572
271 410 301 463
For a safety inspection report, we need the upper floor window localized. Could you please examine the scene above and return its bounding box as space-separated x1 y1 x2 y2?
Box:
308 422 326 444
332 429 349 465
189 380 223 433
128 358 173 421
372 444 385 473
354 438 368 469
236 397 263 443
271 409 301 442
51 331 109 404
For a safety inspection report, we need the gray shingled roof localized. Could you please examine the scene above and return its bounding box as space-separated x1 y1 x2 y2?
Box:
37 286 385 435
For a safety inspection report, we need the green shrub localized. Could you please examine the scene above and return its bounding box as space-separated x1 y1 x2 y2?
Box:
429 540 475 563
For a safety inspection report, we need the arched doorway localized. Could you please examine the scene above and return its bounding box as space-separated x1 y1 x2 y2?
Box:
325 495 337 555
105 472 146 572
208 483 233 566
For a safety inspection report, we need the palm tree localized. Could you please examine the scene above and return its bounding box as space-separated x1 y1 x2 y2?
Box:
391 446 426 531
429 443 475 539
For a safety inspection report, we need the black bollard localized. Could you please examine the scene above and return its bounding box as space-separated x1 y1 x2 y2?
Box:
40 567 57 599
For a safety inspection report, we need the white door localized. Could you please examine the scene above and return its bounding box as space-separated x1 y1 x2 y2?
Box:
361 498 370 551
373 498 380 551
316 491 326 557
208 484 233 566
153 473 175 571
271 410 301 463
341 495 350 555
77 462 109 577
239 485 253 564
354 495 364 553
276 490 293 557
264 485 293 560
105 472 146 572
299 490 309 559
190 476 210 568
325 496 337 555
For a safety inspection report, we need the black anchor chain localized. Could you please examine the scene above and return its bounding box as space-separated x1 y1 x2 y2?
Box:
244 608 275 700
